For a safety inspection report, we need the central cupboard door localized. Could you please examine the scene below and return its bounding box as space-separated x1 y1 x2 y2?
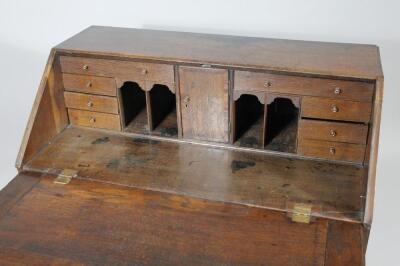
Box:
179 67 229 143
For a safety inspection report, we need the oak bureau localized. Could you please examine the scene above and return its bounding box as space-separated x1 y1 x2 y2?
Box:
0 26 383 265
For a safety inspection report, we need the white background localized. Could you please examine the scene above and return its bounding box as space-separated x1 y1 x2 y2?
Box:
0 0 399 264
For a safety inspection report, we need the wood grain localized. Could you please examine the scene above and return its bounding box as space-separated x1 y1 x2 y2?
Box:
298 138 366 164
0 173 329 266
299 119 368 144
25 126 366 222
179 67 229 143
364 76 384 225
325 221 364 266
60 56 174 88
64 91 119 114
68 109 121 130
0 172 41 220
12 27 383 264
235 71 374 102
302 96 372 123
63 73 117 96
55 26 383 79
16 52 69 168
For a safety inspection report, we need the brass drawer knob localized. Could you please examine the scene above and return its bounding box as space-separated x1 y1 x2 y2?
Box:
83 64 89 70
330 129 337 137
331 105 339 113
141 69 148 75
89 117 96 123
334 87 342 94
264 81 272 88
87 101 94 107
329 147 336 155
86 81 92 87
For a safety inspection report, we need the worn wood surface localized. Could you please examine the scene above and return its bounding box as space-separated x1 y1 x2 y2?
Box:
68 109 121 130
364 76 384 224
25 126 366 222
299 119 368 144
12 27 383 265
325 221 364 266
16 52 69 168
55 26 382 79
63 73 117 96
235 71 374 102
64 91 119 114
179 67 229 143
0 172 333 266
60 56 175 88
298 139 366 164
0 172 41 220
301 96 372 123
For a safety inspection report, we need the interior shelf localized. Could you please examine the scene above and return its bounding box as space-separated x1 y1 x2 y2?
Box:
265 97 299 153
233 93 299 153
120 82 148 134
233 94 265 148
120 82 178 138
124 108 149 134
149 84 178 138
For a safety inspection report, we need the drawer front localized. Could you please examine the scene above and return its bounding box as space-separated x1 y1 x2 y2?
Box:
298 139 365 163
64 92 119 114
301 97 372 123
68 109 121 130
299 119 368 144
60 56 174 84
63 73 116 96
234 71 374 102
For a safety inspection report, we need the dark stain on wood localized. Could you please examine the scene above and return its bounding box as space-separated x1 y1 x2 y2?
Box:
25 127 366 222
238 136 259 148
106 158 119 170
132 138 160 145
159 127 178 137
91 136 109 145
231 160 256 173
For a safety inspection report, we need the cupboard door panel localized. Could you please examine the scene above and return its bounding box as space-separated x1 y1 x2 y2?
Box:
179 67 229 142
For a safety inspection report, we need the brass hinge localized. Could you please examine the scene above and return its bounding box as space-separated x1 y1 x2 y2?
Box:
54 169 78 185
290 203 313 224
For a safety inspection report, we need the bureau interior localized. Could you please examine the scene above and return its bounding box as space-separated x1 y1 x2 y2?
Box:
59 55 374 165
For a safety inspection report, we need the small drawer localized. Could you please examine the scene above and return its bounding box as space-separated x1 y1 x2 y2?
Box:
64 91 119 114
298 139 365 163
301 96 372 123
68 109 121 130
234 71 374 102
63 73 116 96
299 119 368 144
60 56 174 85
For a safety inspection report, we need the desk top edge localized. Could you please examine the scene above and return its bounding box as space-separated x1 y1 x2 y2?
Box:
55 25 383 80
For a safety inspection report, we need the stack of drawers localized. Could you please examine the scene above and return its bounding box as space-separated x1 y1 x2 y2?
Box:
298 82 373 164
61 63 121 131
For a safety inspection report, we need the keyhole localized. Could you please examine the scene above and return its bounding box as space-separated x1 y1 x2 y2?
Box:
184 96 190 108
